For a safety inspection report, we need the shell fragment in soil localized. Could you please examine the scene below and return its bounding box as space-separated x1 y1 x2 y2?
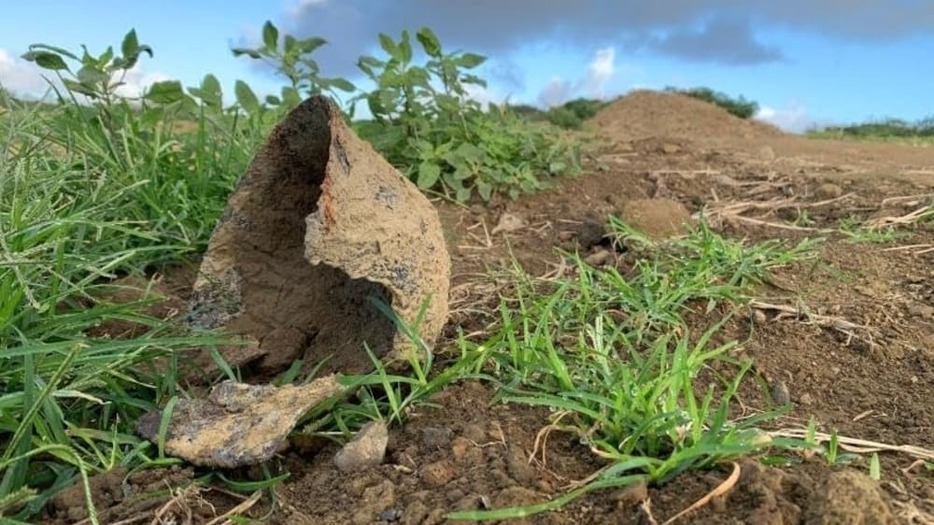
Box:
137 95 450 467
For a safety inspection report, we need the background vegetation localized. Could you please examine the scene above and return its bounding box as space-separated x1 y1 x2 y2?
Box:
663 86 760 119
0 20 921 524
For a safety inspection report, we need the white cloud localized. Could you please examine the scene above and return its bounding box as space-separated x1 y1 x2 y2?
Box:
536 47 618 107
463 83 503 109
755 101 814 133
0 48 48 95
112 65 172 99
580 47 615 99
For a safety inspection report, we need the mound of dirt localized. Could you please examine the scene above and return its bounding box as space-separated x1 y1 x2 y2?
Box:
590 90 784 145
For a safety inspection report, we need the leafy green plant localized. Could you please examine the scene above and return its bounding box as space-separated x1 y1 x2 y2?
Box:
232 20 355 110
18 31 265 259
352 27 583 201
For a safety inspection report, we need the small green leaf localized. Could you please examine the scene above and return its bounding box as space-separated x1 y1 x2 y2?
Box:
378 33 401 60
22 51 69 71
461 74 487 87
145 80 185 104
399 32 413 64
262 21 279 49
476 180 493 201
99 46 114 66
299 37 328 54
265 94 282 105
416 27 442 57
284 35 297 55
121 29 140 58
235 80 260 113
455 187 472 202
139 107 165 129
282 86 302 108
61 78 97 97
24 44 78 61
457 53 487 69
75 66 108 87
416 163 441 189
328 77 355 92
231 47 262 59
199 74 222 107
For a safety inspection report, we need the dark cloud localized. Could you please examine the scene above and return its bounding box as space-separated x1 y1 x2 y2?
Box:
277 0 934 76
649 16 784 65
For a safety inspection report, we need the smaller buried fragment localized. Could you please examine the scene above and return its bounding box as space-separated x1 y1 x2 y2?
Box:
136 376 342 468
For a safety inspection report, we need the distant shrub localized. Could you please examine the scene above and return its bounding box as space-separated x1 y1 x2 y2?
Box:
502 98 608 130
814 117 934 139
664 86 759 119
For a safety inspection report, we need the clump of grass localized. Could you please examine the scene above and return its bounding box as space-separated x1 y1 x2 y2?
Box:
449 218 817 520
0 35 260 523
838 217 909 244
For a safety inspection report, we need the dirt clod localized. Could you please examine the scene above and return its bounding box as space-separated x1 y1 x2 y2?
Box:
620 198 694 239
805 470 896 525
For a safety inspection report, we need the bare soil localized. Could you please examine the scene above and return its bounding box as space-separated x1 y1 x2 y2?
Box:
47 91 933 524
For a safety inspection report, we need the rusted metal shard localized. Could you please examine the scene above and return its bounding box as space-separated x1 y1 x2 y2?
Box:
137 96 451 467
186 95 450 376
136 377 343 468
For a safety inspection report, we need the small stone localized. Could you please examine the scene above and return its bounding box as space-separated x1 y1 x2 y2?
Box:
401 501 429 525
491 213 527 235
462 423 486 443
450 437 472 460
420 427 453 449
758 145 776 162
752 309 767 324
491 486 541 509
334 421 389 472
815 183 843 200
378 509 402 522
585 249 614 267
798 392 815 406
712 174 738 187
620 198 694 240
771 381 791 405
612 481 648 508
446 488 466 503
421 460 456 487
661 143 680 154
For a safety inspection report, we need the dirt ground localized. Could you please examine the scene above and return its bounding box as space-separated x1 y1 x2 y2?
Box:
46 91 933 524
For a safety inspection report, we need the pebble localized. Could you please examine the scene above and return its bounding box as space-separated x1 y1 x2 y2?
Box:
334 421 389 472
770 380 791 405
421 460 456 487
815 183 843 200
420 427 453 449
584 249 614 267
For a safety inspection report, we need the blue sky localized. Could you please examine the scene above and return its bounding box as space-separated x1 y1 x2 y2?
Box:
2 0 932 132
